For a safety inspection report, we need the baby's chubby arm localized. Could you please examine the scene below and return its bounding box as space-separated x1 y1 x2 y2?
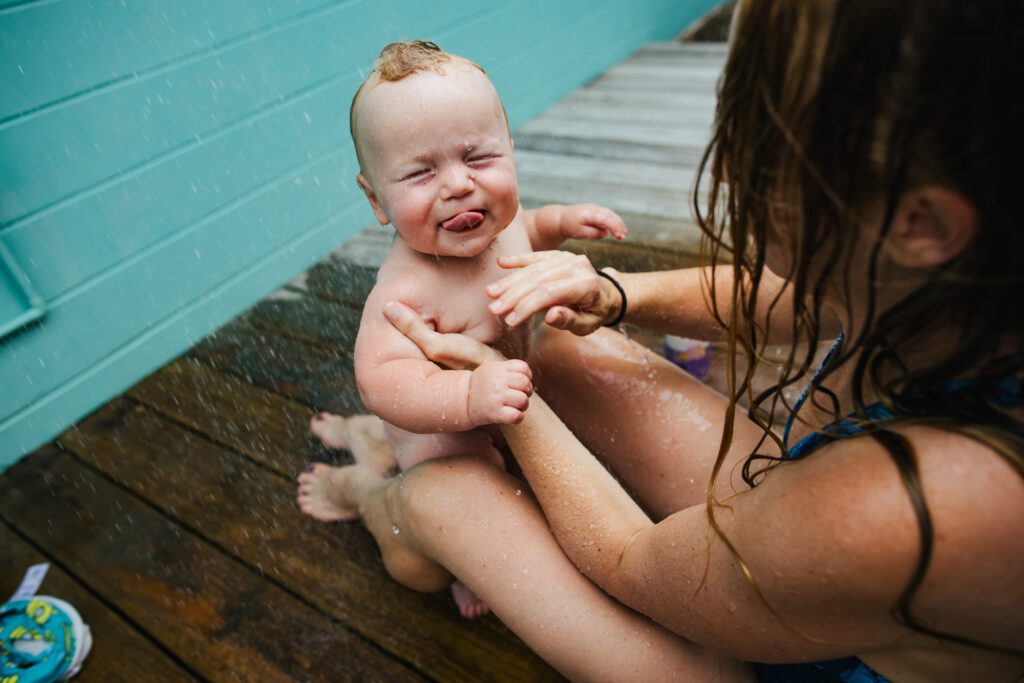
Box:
353 286 533 434
523 203 627 252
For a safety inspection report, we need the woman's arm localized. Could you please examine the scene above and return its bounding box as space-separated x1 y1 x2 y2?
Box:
486 253 820 344
382 301 928 663
496 386 934 663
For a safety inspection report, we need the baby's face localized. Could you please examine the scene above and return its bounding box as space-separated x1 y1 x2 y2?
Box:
355 65 518 258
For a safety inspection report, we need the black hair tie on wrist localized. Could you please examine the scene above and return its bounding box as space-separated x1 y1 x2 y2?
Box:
595 269 626 327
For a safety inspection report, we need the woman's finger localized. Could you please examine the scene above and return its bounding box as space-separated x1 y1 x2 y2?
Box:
543 305 606 336
500 273 597 326
488 252 588 314
382 301 436 346
382 301 499 370
487 251 569 297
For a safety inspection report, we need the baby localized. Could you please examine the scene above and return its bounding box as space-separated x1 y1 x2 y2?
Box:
297 41 626 617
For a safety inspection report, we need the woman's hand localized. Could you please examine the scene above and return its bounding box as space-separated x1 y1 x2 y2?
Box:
485 251 625 335
382 301 503 371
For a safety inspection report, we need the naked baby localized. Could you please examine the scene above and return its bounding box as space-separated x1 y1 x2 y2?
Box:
296 41 626 617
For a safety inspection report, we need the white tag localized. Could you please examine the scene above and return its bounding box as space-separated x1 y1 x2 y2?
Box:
9 563 49 602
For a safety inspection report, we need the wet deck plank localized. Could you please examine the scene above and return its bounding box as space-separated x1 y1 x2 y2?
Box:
1 522 194 681
0 37 726 682
0 444 422 682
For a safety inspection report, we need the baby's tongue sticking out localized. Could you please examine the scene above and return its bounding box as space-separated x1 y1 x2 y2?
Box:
440 211 484 232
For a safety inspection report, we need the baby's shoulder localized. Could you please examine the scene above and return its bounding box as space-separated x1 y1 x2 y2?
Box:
371 256 445 304
494 219 534 256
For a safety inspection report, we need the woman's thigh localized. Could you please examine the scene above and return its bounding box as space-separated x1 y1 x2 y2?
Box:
530 327 764 518
389 456 752 682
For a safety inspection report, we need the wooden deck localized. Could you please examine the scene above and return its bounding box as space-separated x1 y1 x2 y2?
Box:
0 42 726 682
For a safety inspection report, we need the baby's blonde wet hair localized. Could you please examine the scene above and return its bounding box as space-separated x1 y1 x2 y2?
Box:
349 40 504 172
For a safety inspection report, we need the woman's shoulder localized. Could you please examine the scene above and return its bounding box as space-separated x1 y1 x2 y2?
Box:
753 423 1024 654
771 423 1023 553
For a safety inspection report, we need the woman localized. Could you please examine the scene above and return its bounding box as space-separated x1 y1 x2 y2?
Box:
298 1 1023 680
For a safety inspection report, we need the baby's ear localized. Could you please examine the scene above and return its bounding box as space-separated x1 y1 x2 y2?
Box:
886 186 978 267
357 173 390 226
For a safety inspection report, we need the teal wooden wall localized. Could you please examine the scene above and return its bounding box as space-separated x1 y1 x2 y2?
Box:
0 0 715 468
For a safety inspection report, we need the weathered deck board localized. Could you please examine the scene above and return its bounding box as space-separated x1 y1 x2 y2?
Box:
58 400 557 682
127 358 321 477
0 35 726 682
514 40 724 264
1 523 194 682
189 317 365 415
0 445 421 682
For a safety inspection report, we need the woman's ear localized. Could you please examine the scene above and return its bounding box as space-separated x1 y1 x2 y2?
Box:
886 186 978 267
357 172 391 226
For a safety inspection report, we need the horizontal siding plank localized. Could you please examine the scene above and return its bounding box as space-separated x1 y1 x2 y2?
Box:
0 0 498 225
0 0 335 121
0 194 367 422
0 201 360 465
1 13 364 224
5 111 360 300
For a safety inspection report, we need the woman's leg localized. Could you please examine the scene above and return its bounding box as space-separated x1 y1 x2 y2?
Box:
340 454 753 682
531 327 766 519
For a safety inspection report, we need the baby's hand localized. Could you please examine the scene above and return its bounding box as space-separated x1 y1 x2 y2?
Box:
467 360 534 426
559 203 627 241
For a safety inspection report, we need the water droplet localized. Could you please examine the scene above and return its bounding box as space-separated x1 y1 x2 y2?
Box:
392 525 400 534
514 489 522 496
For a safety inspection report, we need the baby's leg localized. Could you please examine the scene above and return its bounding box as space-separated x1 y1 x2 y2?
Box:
388 425 504 471
301 418 502 617
298 414 396 521
310 413 396 469
531 327 765 520
355 455 753 681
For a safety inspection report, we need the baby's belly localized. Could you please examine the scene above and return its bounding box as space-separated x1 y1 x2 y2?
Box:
384 422 504 470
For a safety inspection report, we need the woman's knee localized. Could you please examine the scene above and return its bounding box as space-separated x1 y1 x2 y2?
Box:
389 456 517 538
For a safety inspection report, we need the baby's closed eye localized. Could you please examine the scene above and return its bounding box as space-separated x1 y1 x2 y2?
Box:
401 168 432 182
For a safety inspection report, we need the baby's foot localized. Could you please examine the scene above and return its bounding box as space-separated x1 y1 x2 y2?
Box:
310 412 363 449
451 581 490 619
296 463 360 521
310 413 396 474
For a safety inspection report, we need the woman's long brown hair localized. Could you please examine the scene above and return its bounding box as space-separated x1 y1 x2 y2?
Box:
693 0 1024 655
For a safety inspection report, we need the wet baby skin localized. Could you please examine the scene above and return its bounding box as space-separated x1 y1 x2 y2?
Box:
325 59 626 617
